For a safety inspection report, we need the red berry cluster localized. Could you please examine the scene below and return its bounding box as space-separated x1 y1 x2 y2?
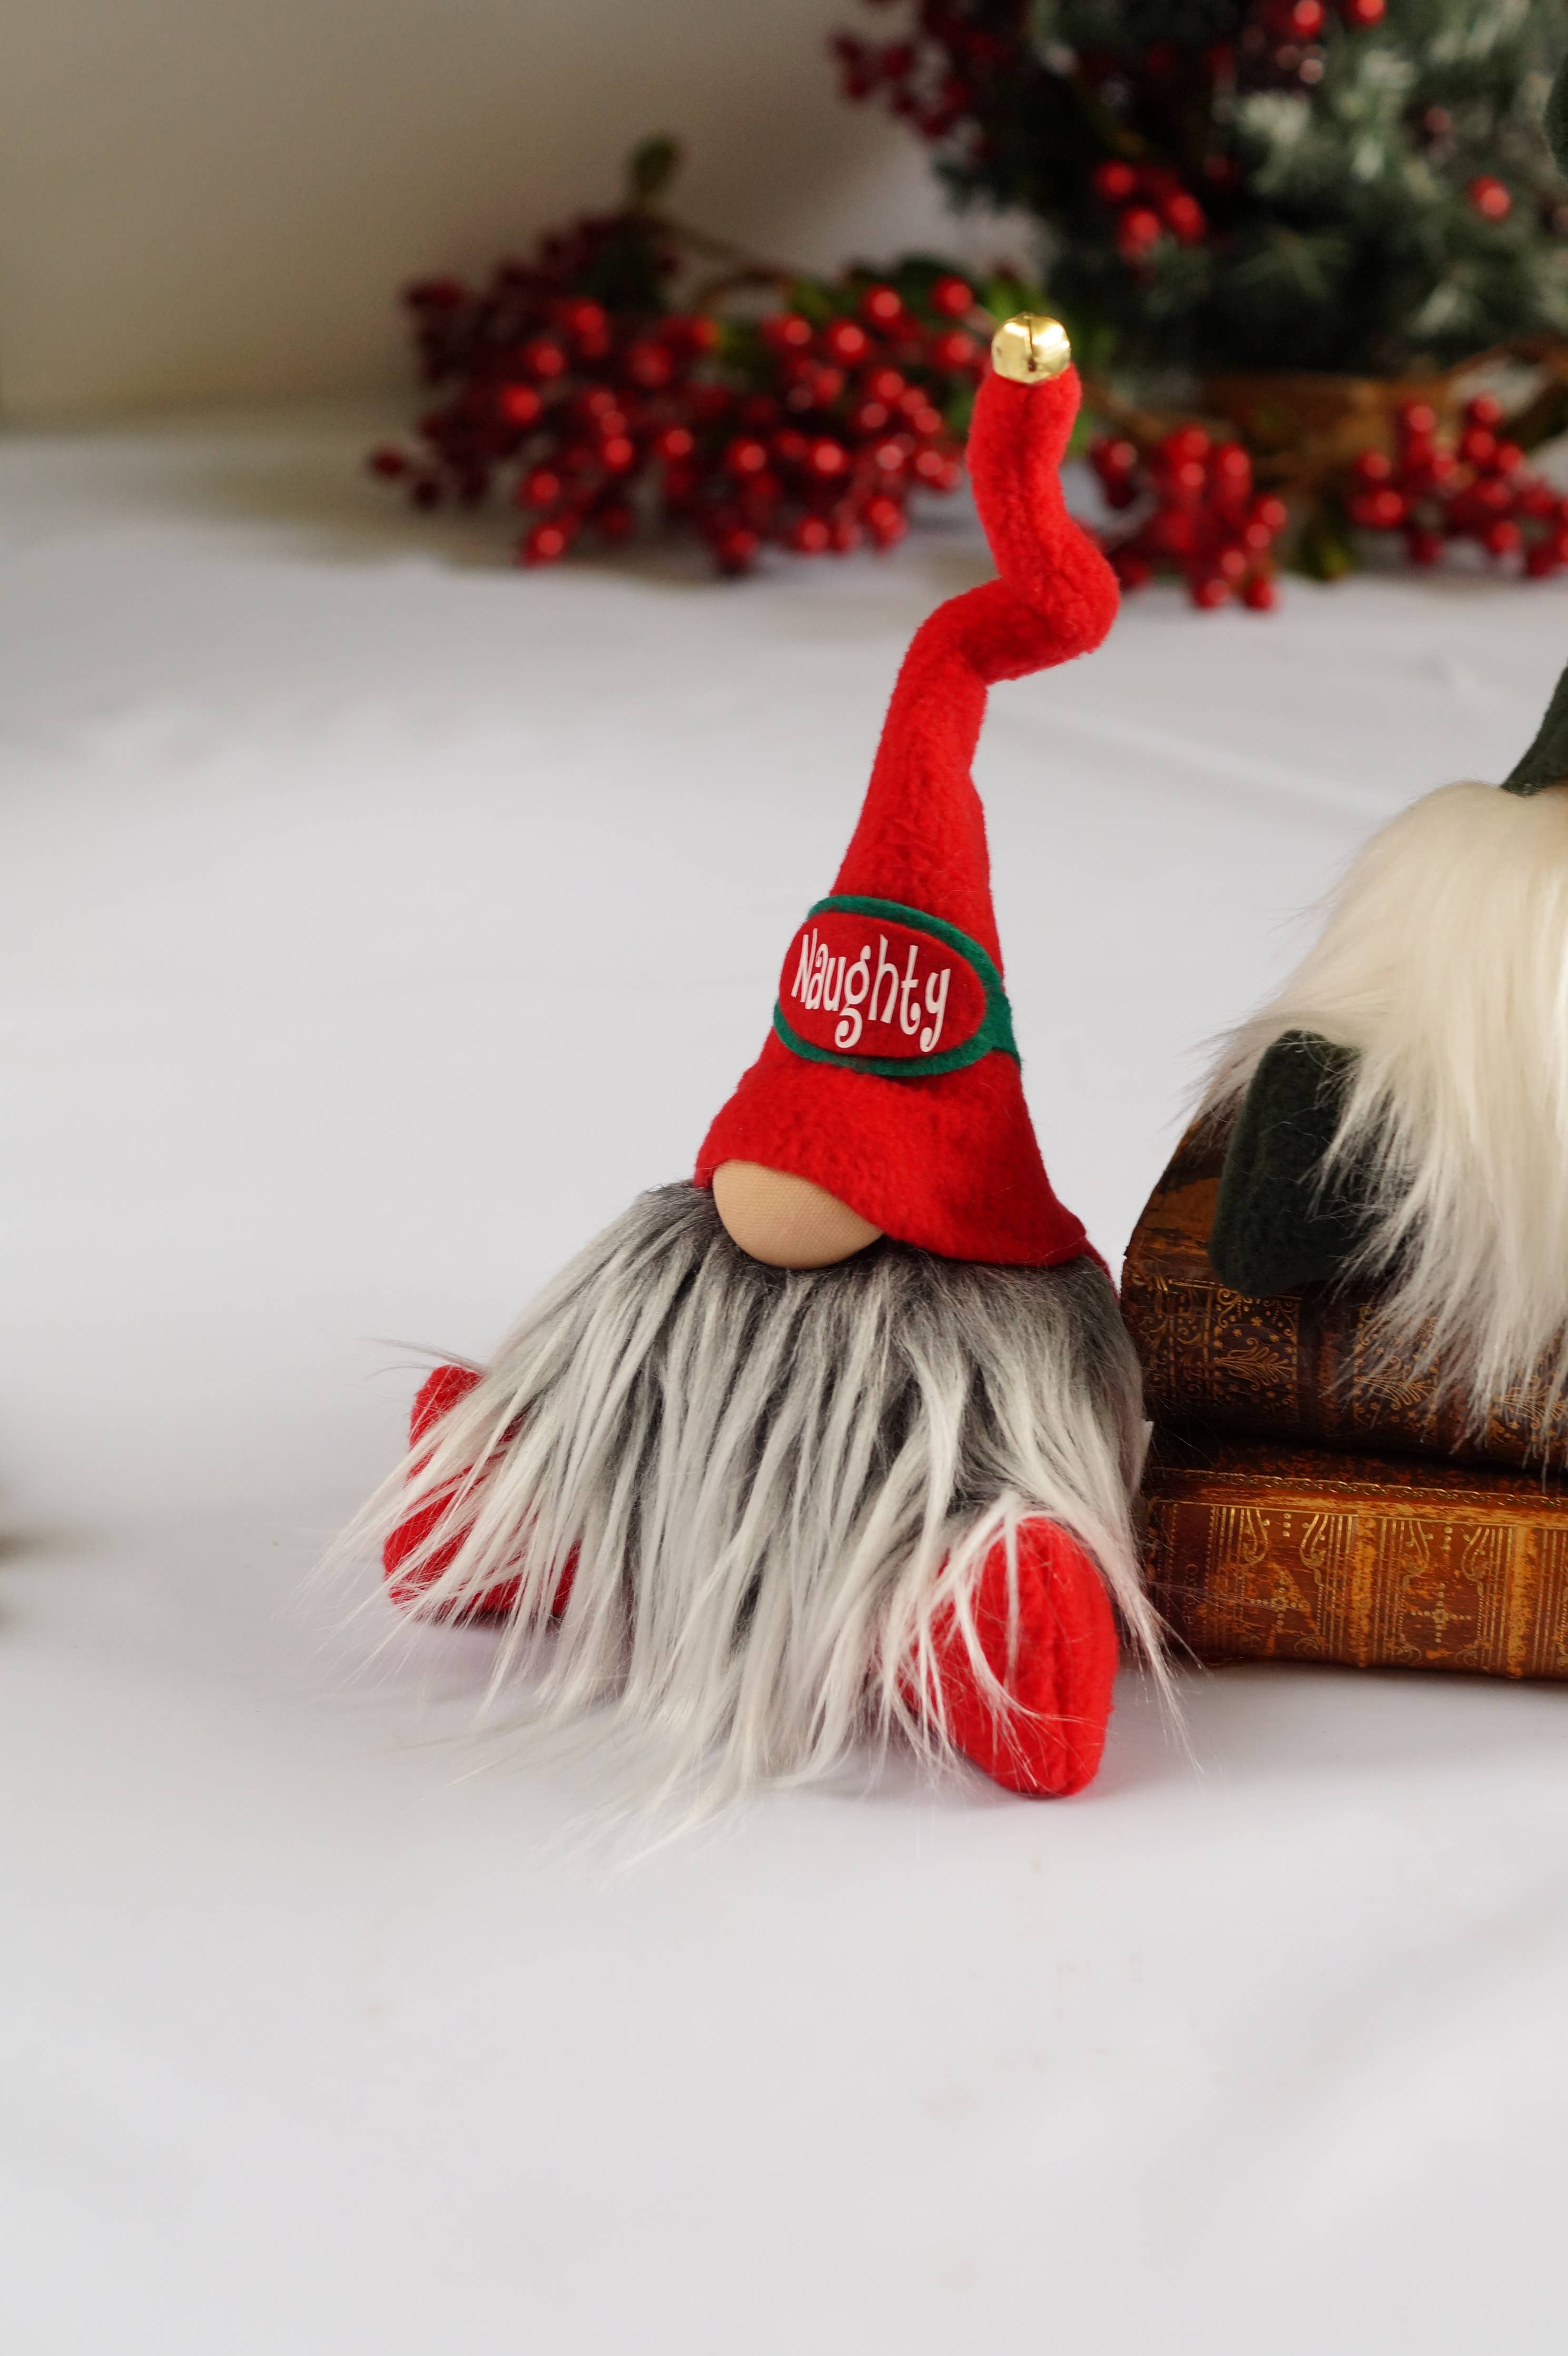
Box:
830 5 1016 140
1090 160 1208 262
1346 394 1568 575
368 202 985 574
1247 0 1386 79
1091 429 1289 610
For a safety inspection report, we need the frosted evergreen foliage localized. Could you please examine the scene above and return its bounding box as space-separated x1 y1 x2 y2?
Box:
841 1 1568 373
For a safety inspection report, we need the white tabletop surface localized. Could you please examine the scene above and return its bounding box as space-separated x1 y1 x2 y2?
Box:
4 401 1567 2354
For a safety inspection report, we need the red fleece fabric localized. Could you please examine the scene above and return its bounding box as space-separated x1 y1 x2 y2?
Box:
384 1366 575 1622
701 1035 1093 1267
928 1516 1118 1798
696 361 1120 1265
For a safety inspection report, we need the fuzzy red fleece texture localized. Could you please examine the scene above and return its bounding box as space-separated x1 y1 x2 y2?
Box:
929 1515 1118 1797
696 361 1120 1265
387 1371 1115 1795
383 1364 575 1621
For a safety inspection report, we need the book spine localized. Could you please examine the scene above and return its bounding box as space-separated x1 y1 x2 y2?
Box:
1121 1263 1559 1472
1143 1475 1568 1679
1122 1262 1316 1441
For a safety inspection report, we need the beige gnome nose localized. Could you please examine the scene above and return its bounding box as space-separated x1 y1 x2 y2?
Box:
712 1160 882 1269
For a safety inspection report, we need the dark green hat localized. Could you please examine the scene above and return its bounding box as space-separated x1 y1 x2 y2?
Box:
1505 669 1568 796
1504 53 1568 797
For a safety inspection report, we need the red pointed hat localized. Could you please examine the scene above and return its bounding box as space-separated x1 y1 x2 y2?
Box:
695 316 1120 1268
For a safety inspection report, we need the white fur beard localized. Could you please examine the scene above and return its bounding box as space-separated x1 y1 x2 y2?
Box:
350 1183 1156 1815
1206 779 1568 1428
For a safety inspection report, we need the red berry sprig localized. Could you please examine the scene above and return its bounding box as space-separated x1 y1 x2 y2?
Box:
368 235 985 574
1092 428 1288 610
1090 161 1208 262
1345 394 1568 575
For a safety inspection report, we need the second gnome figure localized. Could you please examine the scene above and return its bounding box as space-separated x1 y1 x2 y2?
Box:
369 315 1160 1810
1203 62 1568 1448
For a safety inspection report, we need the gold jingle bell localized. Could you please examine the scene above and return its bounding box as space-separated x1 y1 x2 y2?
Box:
990 312 1072 385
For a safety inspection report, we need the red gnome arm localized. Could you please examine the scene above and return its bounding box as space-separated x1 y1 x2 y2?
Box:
834 349 1117 967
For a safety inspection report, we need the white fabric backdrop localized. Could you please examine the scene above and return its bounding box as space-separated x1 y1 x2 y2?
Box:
3 406 1567 2352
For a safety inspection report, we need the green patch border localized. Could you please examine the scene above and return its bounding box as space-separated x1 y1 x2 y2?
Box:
773 894 1018 1078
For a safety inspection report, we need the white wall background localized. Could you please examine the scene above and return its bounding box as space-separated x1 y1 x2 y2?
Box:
0 0 1028 420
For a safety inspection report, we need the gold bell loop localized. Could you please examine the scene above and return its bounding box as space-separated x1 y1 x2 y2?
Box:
990 312 1072 385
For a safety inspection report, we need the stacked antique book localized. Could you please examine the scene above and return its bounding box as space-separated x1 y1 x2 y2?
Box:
1122 1120 1568 1680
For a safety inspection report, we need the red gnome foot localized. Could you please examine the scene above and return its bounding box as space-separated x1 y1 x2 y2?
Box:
384 1366 578 1622
381 1365 523 1620
384 1366 498 1613
929 1518 1118 1797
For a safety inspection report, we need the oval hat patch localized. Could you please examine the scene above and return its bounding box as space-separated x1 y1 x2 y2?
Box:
778 907 988 1064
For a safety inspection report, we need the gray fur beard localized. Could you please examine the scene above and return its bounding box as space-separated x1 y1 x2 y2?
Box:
353 1182 1157 1814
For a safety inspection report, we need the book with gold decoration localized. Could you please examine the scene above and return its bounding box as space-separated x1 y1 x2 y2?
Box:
1122 1118 1568 1474
1141 1430 1568 1681
1124 1124 1568 1679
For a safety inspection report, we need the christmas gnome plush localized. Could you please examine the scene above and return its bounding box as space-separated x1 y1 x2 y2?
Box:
1205 673 1568 1432
1200 55 1568 1441
1204 59 1568 1444
366 313 1160 1809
